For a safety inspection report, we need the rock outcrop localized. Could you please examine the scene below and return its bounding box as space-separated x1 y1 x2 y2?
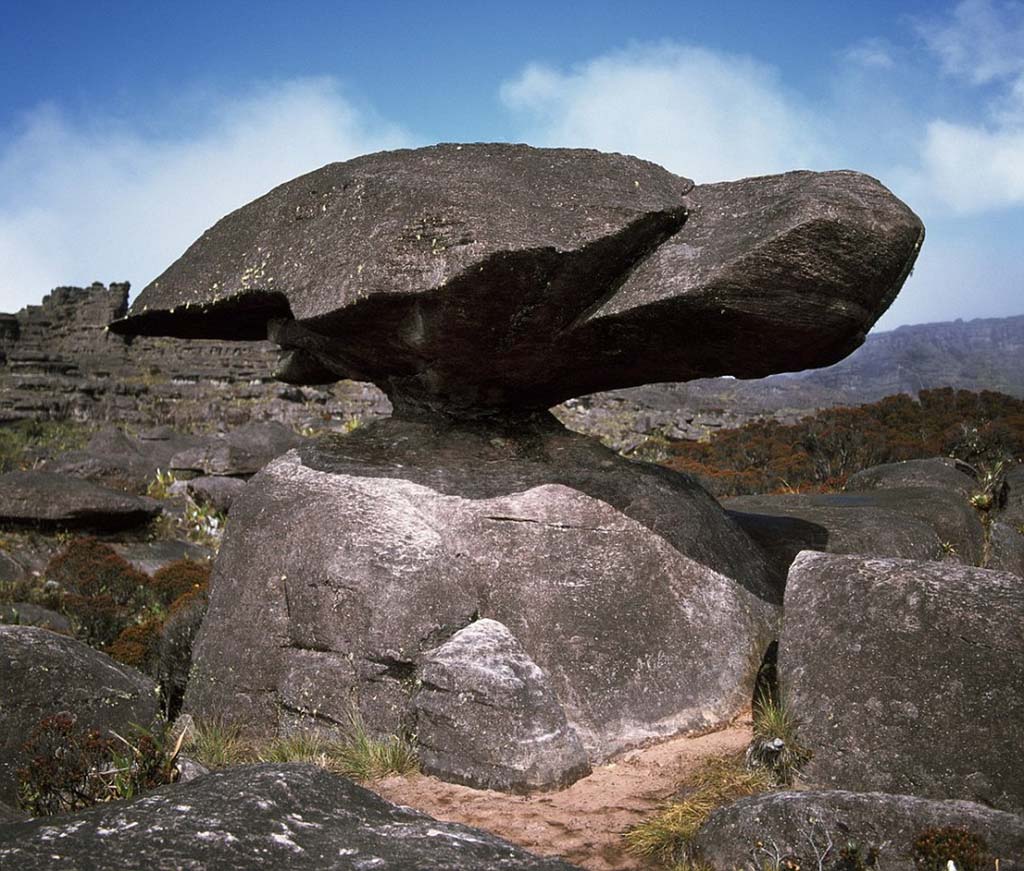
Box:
780 551 1024 814
184 415 778 765
0 763 581 870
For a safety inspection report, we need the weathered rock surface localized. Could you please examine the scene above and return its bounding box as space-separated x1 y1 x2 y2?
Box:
184 414 777 763
780 552 1024 814
0 602 70 633
0 626 160 805
1002 463 1024 529
411 619 591 792
693 790 1024 871
170 422 306 478
111 539 212 576
987 520 1024 577
186 475 248 513
0 470 162 531
0 763 580 870
845 456 978 498
114 144 923 414
726 486 985 579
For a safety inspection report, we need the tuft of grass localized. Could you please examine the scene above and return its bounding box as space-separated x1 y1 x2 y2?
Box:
146 469 176 500
625 753 774 867
185 710 418 782
0 419 91 473
748 690 812 786
184 719 253 769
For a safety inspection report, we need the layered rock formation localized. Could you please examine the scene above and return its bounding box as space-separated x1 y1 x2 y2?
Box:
113 143 923 792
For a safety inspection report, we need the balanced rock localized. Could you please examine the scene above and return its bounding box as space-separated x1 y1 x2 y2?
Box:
0 763 580 870
411 618 591 792
693 790 1024 871
780 552 1024 813
845 456 979 499
184 414 778 764
112 144 923 415
0 626 160 805
0 470 162 531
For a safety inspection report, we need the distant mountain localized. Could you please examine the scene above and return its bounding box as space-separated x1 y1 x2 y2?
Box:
558 314 1024 447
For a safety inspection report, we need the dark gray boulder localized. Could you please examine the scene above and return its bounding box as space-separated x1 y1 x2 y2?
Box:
693 789 1024 871
112 144 922 415
0 763 580 870
1001 463 1024 529
183 414 777 764
0 550 25 582
411 618 591 792
987 520 1024 577
0 626 160 805
171 422 305 478
0 602 70 634
845 456 978 499
0 471 162 531
727 486 985 580
780 551 1024 814
186 475 248 513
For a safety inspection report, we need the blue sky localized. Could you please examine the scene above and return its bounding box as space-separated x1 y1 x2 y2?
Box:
1 0 1021 331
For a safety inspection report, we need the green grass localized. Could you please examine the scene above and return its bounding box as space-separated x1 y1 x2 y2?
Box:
749 690 812 786
0 419 91 473
185 711 418 782
624 753 774 868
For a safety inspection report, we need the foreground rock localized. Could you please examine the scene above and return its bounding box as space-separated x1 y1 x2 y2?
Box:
0 626 160 805
411 619 591 792
781 552 1024 813
694 790 1024 871
184 414 777 765
0 763 580 870
0 471 161 531
113 144 923 415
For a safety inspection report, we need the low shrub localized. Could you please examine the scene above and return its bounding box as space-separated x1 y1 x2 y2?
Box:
912 826 989 871
16 712 175 816
747 690 812 786
150 559 209 607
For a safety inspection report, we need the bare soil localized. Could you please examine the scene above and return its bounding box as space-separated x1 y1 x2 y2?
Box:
373 715 753 870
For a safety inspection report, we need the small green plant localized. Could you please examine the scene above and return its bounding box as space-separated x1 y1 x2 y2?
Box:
329 710 419 781
184 501 226 547
912 826 989 871
146 468 176 500
747 690 812 786
16 713 176 816
184 719 253 769
625 753 774 867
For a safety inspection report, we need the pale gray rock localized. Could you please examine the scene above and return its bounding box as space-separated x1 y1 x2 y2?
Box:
0 763 580 869
694 790 1024 871
780 552 1024 813
111 539 212 576
186 475 248 513
987 520 1024 577
0 626 160 805
412 619 591 792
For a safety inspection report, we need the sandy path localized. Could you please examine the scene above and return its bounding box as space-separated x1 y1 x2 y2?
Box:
373 716 753 870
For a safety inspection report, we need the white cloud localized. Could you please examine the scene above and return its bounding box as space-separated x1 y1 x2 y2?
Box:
0 78 412 312
500 43 829 183
844 38 896 70
917 0 1024 85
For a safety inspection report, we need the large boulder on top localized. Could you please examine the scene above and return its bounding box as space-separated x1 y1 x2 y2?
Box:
693 790 1024 871
0 763 580 870
780 552 1024 814
410 618 591 793
844 456 979 499
183 414 777 766
0 626 160 805
112 144 923 415
0 470 162 531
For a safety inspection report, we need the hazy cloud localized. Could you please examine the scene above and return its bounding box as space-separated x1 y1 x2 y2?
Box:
0 78 411 312
844 38 897 70
917 0 1024 84
500 43 829 183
